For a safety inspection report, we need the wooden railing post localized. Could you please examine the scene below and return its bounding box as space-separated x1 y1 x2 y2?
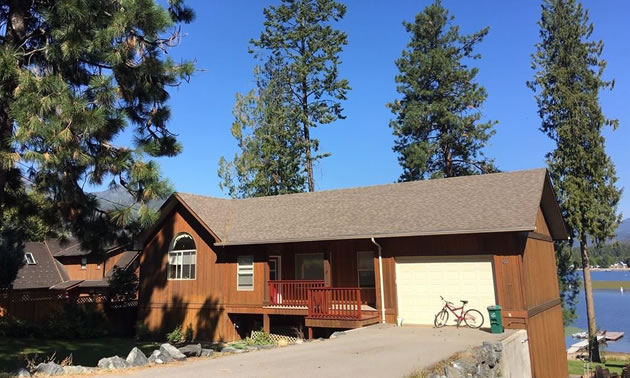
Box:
356 288 362 320
307 289 313 317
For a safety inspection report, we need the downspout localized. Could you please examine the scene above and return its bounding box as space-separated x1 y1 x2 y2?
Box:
370 238 386 324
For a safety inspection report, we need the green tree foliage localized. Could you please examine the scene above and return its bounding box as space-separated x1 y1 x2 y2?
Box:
556 242 580 326
218 58 306 198
528 0 622 362
107 266 139 302
388 0 497 181
0 0 194 287
250 0 350 192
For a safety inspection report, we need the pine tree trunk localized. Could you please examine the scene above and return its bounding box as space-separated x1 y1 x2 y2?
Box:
301 74 314 192
580 237 601 363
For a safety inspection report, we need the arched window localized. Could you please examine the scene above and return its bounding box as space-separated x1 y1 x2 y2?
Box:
168 233 196 280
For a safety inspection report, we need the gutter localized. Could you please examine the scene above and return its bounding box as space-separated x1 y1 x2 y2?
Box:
370 237 386 324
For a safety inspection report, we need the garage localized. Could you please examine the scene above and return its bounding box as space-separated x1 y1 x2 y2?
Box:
395 256 497 326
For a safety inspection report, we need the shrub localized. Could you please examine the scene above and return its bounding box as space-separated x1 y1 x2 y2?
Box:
245 329 275 346
46 304 109 339
135 321 150 340
184 323 194 343
166 325 183 344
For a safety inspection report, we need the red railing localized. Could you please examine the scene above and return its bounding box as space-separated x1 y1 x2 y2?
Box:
307 287 362 320
268 280 325 307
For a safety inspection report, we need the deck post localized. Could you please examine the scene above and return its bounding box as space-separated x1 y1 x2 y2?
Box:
263 313 270 334
308 327 313 340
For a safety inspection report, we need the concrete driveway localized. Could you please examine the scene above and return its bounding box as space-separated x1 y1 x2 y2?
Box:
106 325 513 378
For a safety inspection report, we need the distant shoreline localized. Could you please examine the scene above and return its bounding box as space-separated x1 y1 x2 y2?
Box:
576 268 630 272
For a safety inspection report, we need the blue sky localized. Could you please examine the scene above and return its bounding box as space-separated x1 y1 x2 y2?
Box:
144 0 630 218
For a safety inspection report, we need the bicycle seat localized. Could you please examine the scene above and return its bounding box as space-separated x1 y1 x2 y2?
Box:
460 300 468 304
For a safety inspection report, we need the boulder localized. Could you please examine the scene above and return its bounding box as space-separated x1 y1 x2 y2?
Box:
160 343 187 361
178 343 202 357
200 348 214 357
62 366 94 375
12 367 31 377
148 349 173 364
220 346 242 354
330 331 346 339
35 362 64 376
97 356 130 370
126 347 149 367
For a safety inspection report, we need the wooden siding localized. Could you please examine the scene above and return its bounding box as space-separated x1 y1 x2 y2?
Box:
535 207 551 237
61 256 105 280
527 304 568 378
522 238 560 308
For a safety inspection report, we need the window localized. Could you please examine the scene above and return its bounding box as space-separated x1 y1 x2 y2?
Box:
24 253 36 265
237 255 254 291
81 257 87 270
269 256 281 281
168 233 196 280
357 251 375 288
295 253 324 280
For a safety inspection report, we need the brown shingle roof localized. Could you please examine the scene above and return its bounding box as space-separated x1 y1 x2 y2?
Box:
172 169 567 246
12 241 68 290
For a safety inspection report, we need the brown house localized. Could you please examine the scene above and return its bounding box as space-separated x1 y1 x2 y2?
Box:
138 168 569 377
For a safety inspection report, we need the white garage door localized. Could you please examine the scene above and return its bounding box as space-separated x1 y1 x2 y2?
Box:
395 255 497 326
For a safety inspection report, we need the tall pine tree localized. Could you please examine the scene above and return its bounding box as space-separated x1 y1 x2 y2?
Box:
218 58 306 198
250 0 350 192
0 0 194 287
528 0 622 362
388 0 497 181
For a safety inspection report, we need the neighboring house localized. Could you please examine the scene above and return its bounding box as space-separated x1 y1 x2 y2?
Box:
137 168 569 377
9 239 140 296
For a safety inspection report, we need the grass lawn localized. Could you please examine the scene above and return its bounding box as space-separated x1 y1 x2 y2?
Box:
568 360 627 375
0 337 160 372
565 326 585 337
591 280 630 290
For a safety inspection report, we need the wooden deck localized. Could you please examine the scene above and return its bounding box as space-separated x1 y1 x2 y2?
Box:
305 313 380 329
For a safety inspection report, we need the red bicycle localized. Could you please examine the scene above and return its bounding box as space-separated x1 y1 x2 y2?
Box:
434 296 484 329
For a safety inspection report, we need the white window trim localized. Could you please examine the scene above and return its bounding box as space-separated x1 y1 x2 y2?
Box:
237 255 254 291
167 233 197 281
25 253 36 265
294 252 325 281
81 257 87 270
357 251 376 288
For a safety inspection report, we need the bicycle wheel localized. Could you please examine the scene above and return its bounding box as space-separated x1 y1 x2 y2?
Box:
463 309 484 329
434 309 449 328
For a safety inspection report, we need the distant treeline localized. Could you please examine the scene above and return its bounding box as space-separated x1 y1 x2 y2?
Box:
572 242 630 268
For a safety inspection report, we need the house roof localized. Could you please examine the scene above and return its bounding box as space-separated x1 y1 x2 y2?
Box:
12 241 69 290
105 250 140 278
153 168 567 246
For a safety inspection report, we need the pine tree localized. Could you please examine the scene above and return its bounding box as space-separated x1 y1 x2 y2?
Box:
250 0 350 192
528 0 622 363
218 58 306 198
388 0 497 181
0 0 194 287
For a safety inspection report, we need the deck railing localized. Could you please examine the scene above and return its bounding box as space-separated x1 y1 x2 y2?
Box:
307 287 362 320
268 280 325 308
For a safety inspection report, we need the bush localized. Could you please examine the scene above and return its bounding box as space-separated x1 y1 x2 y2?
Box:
245 329 275 346
0 316 42 338
166 325 183 344
135 321 150 341
46 304 109 339
184 323 193 343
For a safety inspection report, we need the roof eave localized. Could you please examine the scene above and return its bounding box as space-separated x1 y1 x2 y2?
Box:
214 227 536 247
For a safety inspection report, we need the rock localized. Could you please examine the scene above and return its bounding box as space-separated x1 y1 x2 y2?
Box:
98 356 130 370
295 339 304 344
444 364 466 378
178 343 202 357
200 348 214 357
63 366 94 374
126 347 149 367
148 349 173 364
259 344 275 350
160 343 187 361
220 346 239 354
330 331 346 339
277 339 289 347
35 362 64 376
12 367 31 377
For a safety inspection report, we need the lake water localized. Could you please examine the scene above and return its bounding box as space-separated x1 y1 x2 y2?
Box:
565 270 630 353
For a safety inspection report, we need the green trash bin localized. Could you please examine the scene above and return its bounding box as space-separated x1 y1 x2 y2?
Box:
487 305 503 334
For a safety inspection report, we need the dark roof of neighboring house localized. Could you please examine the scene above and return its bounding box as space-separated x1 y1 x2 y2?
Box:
105 250 140 278
12 241 69 290
149 168 568 246
46 238 87 257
